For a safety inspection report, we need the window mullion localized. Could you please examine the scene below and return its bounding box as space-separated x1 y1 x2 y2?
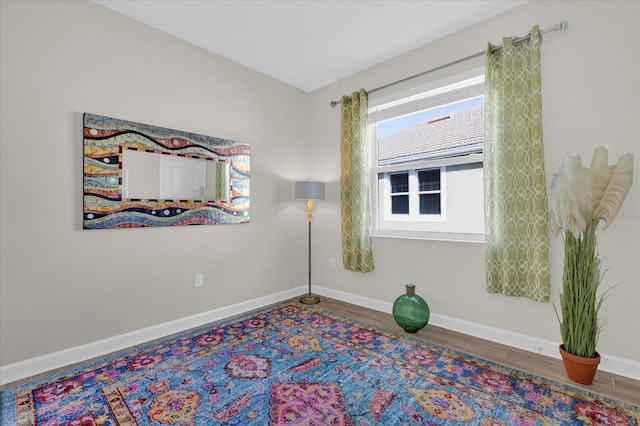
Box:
409 170 418 218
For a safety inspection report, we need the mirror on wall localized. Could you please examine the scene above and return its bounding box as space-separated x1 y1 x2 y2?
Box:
83 113 249 229
121 149 230 201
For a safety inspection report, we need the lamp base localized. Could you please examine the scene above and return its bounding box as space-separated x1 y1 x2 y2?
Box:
300 295 321 305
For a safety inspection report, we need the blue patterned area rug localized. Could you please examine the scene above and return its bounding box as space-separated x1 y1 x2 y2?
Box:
1 303 638 425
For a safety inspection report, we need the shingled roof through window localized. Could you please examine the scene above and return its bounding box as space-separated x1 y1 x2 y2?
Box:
378 105 483 165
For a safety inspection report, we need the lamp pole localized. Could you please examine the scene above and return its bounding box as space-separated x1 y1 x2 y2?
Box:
301 199 320 304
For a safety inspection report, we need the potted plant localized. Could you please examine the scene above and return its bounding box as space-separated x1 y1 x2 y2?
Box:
549 146 634 385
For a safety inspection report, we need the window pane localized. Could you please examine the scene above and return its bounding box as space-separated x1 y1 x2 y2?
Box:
370 74 486 239
391 195 409 214
418 169 440 191
390 173 408 193
376 96 484 166
420 193 440 215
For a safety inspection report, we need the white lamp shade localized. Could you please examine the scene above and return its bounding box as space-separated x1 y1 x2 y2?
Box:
295 181 325 200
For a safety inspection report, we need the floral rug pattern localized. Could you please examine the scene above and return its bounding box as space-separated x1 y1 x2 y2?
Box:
1 303 638 425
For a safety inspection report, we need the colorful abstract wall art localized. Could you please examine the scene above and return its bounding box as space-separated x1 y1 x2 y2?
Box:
83 113 250 229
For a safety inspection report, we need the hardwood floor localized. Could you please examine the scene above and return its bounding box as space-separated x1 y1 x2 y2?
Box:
2 296 639 408
313 296 640 407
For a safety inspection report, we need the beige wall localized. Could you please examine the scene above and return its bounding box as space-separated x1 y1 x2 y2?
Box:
1 0 638 369
0 0 311 365
309 0 639 363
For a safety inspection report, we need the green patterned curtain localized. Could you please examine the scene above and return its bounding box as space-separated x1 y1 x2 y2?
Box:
484 25 550 302
340 89 374 273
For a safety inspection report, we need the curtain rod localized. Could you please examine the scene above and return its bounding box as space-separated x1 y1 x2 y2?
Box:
330 19 568 108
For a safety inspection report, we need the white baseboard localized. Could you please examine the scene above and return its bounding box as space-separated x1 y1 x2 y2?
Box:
313 286 640 381
2 285 638 386
0 287 305 386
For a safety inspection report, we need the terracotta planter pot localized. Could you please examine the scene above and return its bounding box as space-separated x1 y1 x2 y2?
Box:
559 344 601 385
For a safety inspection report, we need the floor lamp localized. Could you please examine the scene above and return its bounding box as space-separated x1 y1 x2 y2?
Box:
295 180 325 304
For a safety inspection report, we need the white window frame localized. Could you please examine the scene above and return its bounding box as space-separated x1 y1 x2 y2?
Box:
382 167 445 222
369 69 486 243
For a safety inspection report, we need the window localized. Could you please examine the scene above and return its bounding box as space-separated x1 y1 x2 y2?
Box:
369 72 485 242
387 168 441 216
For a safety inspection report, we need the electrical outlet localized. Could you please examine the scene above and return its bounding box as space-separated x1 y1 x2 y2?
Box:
330 258 336 269
195 273 204 288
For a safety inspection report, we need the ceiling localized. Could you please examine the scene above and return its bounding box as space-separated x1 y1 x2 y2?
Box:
93 1 525 92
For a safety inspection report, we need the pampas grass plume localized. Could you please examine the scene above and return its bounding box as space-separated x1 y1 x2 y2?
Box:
549 153 592 238
550 147 634 237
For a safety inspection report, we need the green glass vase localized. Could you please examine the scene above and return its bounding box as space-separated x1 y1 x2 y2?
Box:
392 284 430 333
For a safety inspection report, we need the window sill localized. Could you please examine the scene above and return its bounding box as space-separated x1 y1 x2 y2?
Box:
372 229 485 243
